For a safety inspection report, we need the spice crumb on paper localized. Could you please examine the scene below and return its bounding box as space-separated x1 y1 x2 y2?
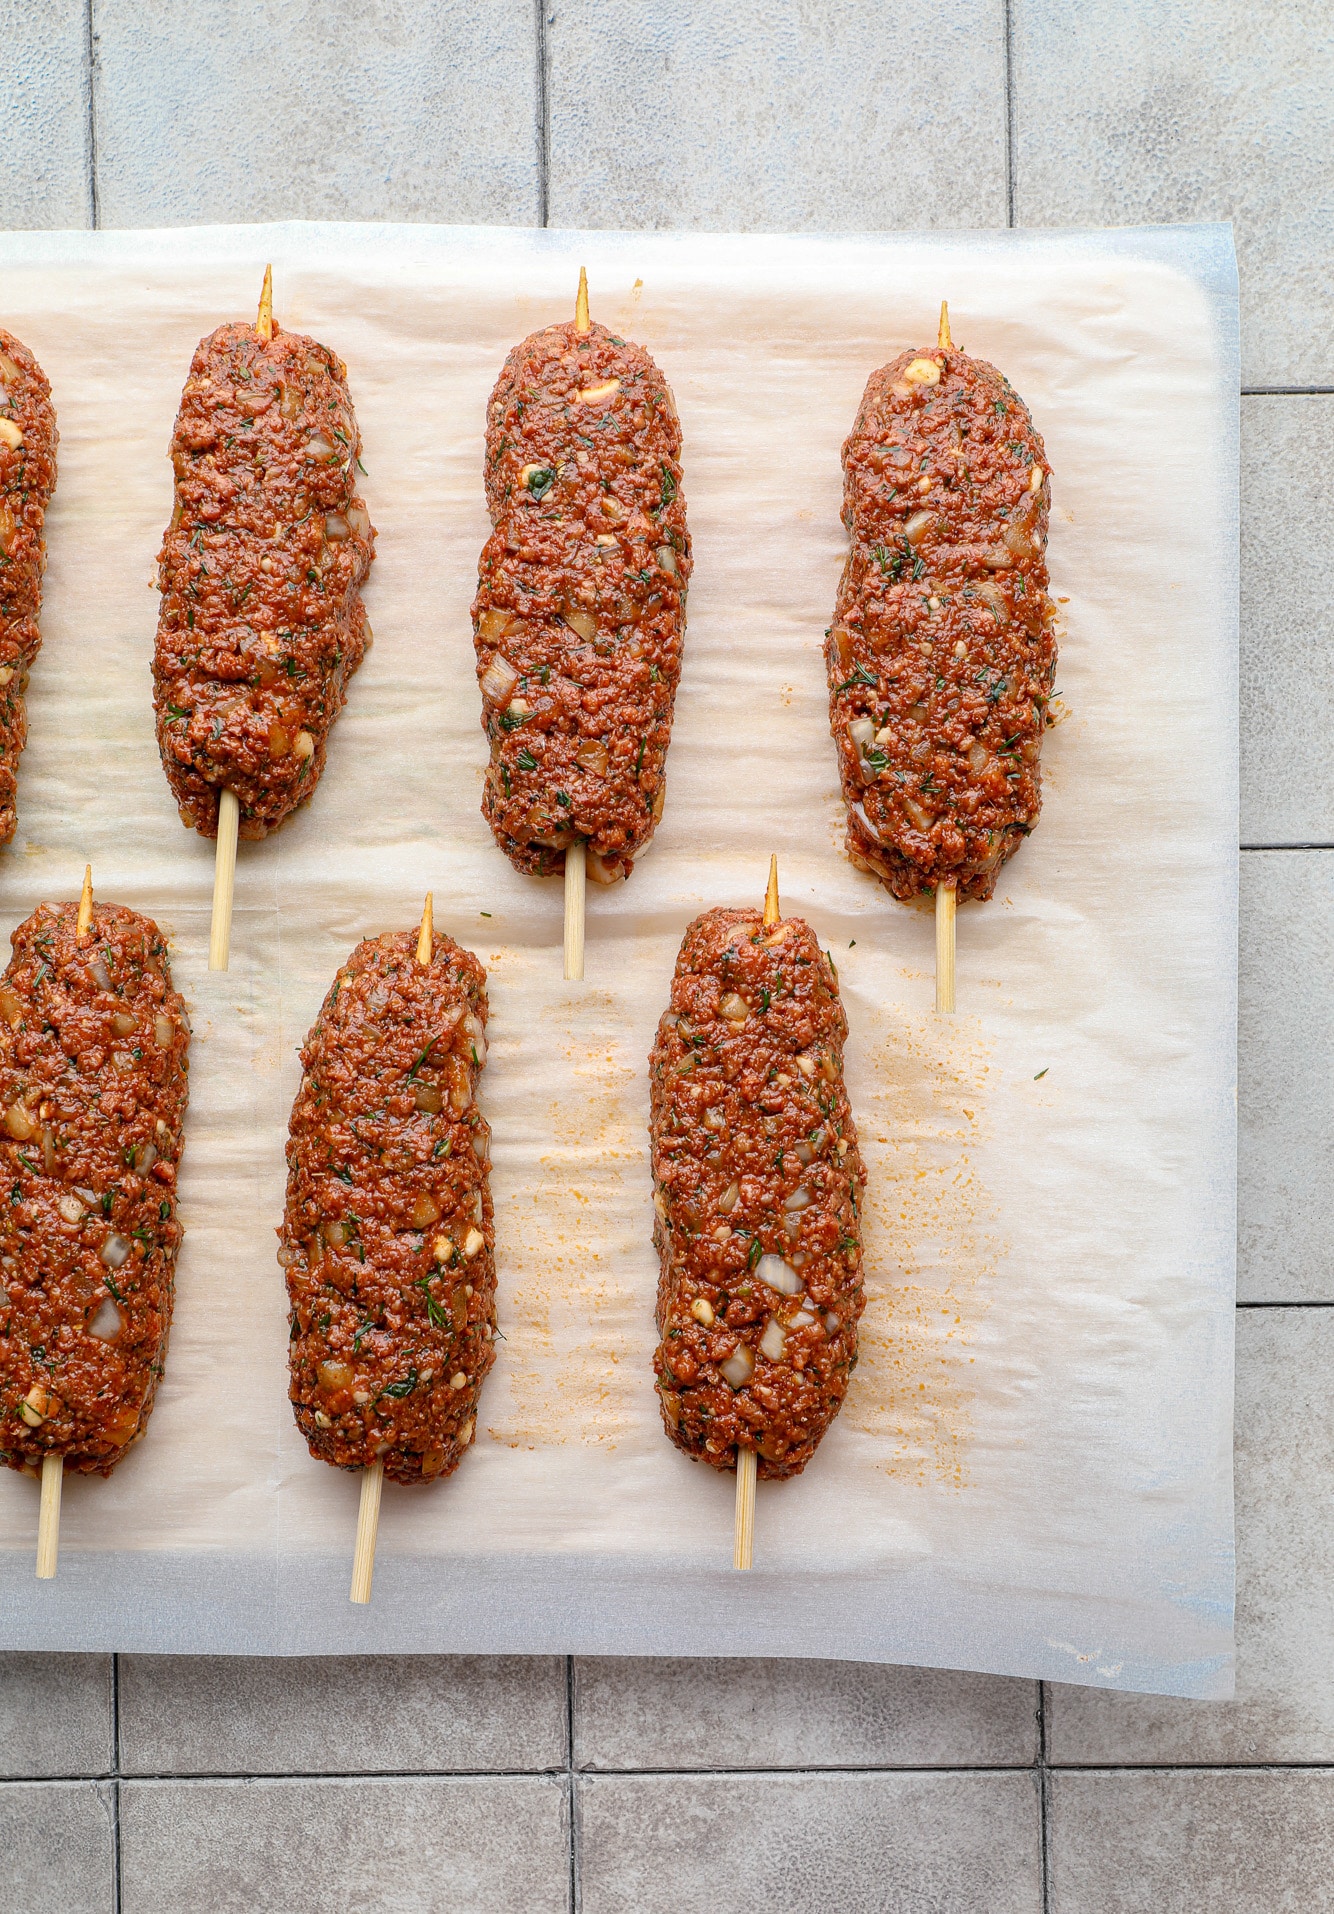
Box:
846 1002 1002 1489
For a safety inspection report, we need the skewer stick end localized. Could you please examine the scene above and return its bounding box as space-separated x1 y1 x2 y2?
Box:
575 266 590 335
76 864 93 941
416 893 434 967
935 879 957 1014
563 841 586 982
36 1452 62 1579
763 854 780 929
733 1447 756 1570
350 1461 384 1604
208 789 241 973
256 263 274 343
938 299 952 350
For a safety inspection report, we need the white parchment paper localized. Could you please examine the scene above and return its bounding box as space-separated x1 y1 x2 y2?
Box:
0 223 1237 1696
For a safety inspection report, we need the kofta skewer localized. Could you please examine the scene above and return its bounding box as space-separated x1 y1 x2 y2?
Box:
0 325 57 851
827 298 1056 1013
155 265 375 973
650 860 867 1572
474 267 690 981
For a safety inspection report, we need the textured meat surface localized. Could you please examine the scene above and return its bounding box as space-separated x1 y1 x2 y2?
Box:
474 318 690 881
154 319 375 840
0 329 57 847
827 343 1057 901
282 930 497 1486
0 902 190 1476
649 908 866 1480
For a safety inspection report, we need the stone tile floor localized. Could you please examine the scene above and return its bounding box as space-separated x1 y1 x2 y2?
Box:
2 3 1332 1907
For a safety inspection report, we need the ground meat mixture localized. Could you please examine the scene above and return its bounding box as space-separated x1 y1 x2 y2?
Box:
282 928 497 1486
650 907 866 1480
474 317 690 883
827 337 1057 902
0 330 58 847
154 317 375 841
0 901 190 1476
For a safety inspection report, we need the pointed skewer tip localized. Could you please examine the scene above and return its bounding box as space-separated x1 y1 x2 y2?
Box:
416 893 434 967
763 855 780 929
575 266 590 336
76 864 92 941
938 300 952 351
256 264 274 343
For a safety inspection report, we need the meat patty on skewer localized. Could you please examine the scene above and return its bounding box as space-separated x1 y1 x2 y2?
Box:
0 329 58 847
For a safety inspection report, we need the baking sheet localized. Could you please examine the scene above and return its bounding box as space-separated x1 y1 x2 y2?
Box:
0 222 1237 1696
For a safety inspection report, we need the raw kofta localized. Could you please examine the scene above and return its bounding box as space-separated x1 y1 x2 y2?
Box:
281 926 497 1486
0 329 58 846
0 894 190 1476
827 315 1057 901
650 906 866 1479
153 292 374 842
473 298 690 883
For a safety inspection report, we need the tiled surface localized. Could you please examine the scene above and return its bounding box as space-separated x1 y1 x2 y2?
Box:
91 0 542 228
1238 852 1334 1303
4 2 1334 1909
1 1781 116 1914
1049 1770 1334 1913
1011 0 1334 388
118 1652 567 1774
1241 396 1334 847
574 1656 1037 1769
0 1653 113 1778
1049 1309 1334 1762
119 1776 570 1914
546 0 1008 231
577 1771 1043 1914
0 0 90 229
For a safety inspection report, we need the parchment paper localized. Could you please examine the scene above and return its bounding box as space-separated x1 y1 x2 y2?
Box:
0 223 1237 1696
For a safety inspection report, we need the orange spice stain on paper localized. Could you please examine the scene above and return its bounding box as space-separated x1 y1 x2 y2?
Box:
846 999 1003 1490
487 989 645 1453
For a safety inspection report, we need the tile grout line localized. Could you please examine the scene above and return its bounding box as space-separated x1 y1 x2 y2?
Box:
1243 386 1334 396
110 1654 122 1914
535 0 550 229
1002 0 1016 228
1038 1680 1051 1913
566 1657 578 1914
1241 842 1334 853
84 0 100 229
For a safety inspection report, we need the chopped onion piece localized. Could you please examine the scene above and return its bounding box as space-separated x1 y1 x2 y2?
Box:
848 717 876 749
717 1180 740 1215
58 1194 84 1224
794 1139 815 1165
100 1233 131 1269
824 1311 841 1333
480 653 519 705
324 513 350 540
89 1297 122 1341
717 992 749 1022
759 1317 786 1361
719 1345 754 1389
783 1185 812 1212
89 956 112 990
756 1254 802 1297
790 1310 816 1329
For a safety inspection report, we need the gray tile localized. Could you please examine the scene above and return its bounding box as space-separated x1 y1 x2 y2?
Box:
1049 1769 1334 1914
574 1657 1036 1769
119 1654 566 1775
547 0 1006 231
92 0 540 227
1238 851 1334 1303
120 1775 570 1914
1241 396 1334 846
1011 0 1334 388
1049 1308 1334 1763
0 1781 116 1914
578 1771 1041 1914
0 0 91 229
0 1654 114 1778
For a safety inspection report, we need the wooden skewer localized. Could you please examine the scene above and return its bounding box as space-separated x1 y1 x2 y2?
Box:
732 853 782 1570
939 299 952 351
349 891 435 1603
37 864 94 1576
935 881 956 1014
561 266 593 980
207 268 273 974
